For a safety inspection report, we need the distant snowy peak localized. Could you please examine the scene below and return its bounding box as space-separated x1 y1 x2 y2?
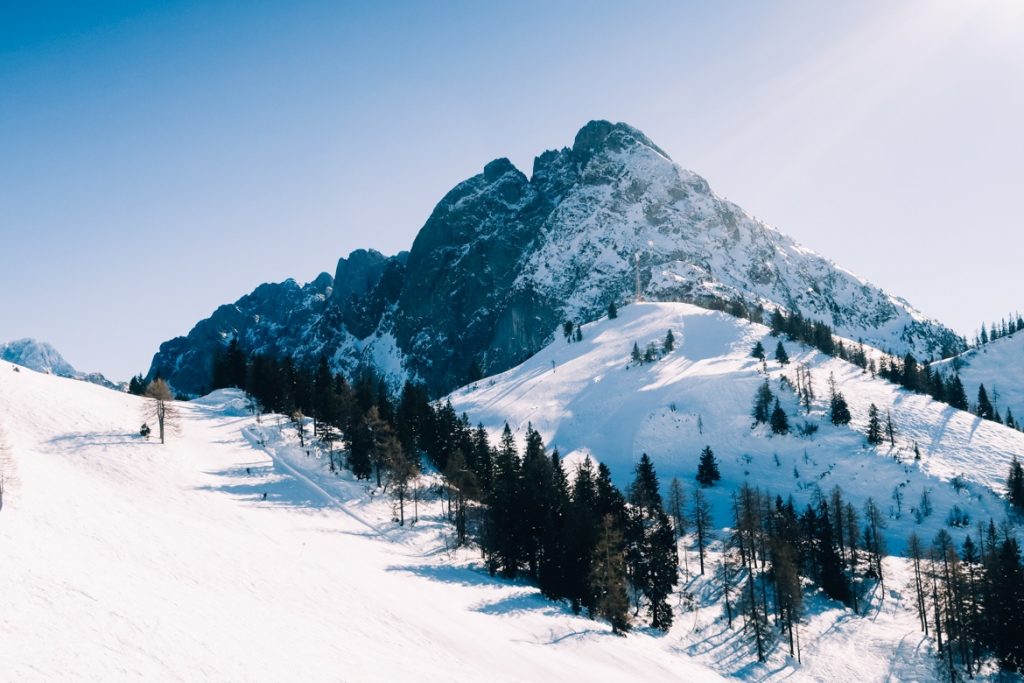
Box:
1 338 120 390
149 120 964 396
1 338 77 376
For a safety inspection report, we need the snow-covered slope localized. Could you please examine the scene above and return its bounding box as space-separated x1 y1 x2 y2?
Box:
1 338 121 390
0 361 720 681
936 331 1024 424
450 302 1024 677
451 302 1022 509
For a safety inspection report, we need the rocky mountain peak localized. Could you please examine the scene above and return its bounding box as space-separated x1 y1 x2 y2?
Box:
571 119 670 165
149 121 965 397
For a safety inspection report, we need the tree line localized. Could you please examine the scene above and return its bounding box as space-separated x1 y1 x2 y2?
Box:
766 308 1022 433
906 520 1024 676
972 312 1023 348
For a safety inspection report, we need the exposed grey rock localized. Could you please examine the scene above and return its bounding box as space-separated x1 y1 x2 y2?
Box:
149 120 965 397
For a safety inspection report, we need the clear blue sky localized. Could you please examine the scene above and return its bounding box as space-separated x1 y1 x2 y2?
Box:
2 0 1022 380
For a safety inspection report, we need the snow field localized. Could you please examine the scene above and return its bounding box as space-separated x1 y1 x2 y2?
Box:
0 363 720 682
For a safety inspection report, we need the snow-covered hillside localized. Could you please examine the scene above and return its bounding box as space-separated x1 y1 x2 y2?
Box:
936 331 1024 425
0 361 720 681
451 303 1022 515
450 302 1024 677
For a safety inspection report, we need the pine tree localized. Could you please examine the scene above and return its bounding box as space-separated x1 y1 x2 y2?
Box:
590 514 631 634
574 325 583 343
696 446 721 487
486 424 523 577
947 374 969 411
775 340 790 366
631 342 642 364
773 529 803 656
520 425 553 577
365 406 400 489
1008 456 1024 511
663 329 675 353
608 301 618 319
538 449 571 599
666 477 686 538
565 459 599 613
885 410 896 447
751 340 766 361
692 486 713 574
830 392 852 425
866 403 883 445
990 537 1024 669
752 379 775 425
441 449 474 539
977 384 995 420
862 497 887 589
223 338 247 388
628 453 662 519
770 399 789 435
595 462 627 522
644 511 678 630
815 502 851 604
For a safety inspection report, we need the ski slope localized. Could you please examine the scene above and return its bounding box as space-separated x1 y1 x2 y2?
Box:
0 363 720 682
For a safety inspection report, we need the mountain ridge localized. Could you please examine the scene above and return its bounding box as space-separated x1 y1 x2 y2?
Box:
147 120 964 396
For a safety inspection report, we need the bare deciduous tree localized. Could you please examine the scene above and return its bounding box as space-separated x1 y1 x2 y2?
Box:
144 379 179 444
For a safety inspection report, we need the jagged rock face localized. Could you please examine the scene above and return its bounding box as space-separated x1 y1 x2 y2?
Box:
149 276 340 391
149 120 964 396
395 158 552 390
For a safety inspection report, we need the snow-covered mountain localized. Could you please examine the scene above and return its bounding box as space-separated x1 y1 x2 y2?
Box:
148 121 963 396
1 338 120 390
935 330 1024 424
